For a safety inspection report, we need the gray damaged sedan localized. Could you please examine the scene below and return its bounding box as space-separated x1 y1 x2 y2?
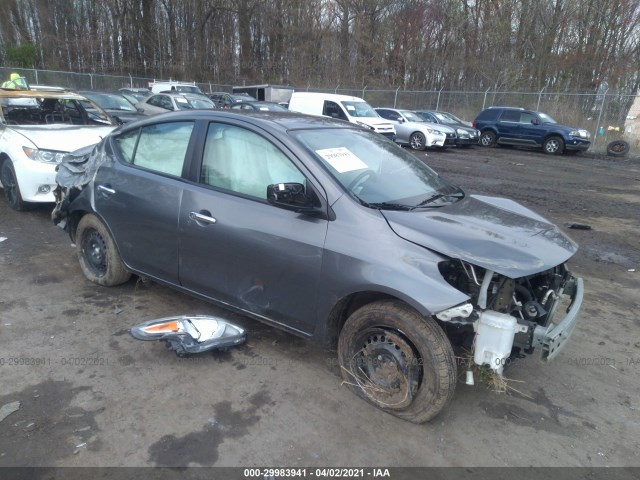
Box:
53 111 583 423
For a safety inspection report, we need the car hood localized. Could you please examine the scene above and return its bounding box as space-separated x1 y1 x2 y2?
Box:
407 121 452 135
382 194 577 278
10 125 116 152
355 117 394 128
103 110 146 123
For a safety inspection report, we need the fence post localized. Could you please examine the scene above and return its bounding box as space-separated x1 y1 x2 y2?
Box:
592 88 609 151
306 84 310 92
393 86 400 108
33 68 38 85
362 85 367 99
129 74 133 88
536 86 546 111
89 73 93 90
335 84 339 94
436 87 444 110
482 87 491 110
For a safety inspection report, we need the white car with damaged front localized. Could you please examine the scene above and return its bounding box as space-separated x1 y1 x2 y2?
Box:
0 89 116 210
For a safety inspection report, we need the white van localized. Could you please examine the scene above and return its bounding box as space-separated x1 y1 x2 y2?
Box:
149 80 204 96
288 92 396 140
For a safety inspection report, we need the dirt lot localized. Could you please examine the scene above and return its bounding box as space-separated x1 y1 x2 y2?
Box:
0 145 639 468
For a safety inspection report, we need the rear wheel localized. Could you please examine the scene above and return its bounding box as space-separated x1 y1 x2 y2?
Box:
76 214 131 286
543 136 564 155
409 132 427 150
1 159 27 211
479 131 496 147
338 300 456 423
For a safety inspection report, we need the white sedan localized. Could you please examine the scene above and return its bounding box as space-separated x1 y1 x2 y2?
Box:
0 89 116 210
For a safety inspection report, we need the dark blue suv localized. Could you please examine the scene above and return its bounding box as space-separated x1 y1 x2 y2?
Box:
473 107 591 155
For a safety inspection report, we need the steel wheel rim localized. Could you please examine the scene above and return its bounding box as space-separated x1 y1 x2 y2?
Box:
1 164 19 206
347 328 421 409
82 229 107 277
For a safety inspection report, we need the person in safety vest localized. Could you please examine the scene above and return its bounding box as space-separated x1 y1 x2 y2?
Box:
2 73 29 90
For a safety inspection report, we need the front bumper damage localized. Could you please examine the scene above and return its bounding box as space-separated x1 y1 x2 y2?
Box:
533 275 584 361
435 266 584 373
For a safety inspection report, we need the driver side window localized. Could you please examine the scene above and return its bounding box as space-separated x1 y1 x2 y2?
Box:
323 101 347 120
200 123 305 199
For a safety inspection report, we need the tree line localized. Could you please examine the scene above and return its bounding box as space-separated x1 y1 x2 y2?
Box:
1 0 639 94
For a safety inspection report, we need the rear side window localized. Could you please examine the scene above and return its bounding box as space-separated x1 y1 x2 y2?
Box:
114 129 138 163
476 109 501 121
114 121 194 177
499 110 520 122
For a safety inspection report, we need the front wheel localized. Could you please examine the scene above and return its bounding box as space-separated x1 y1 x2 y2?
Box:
338 300 456 423
76 214 131 286
479 131 496 147
1 159 27 211
409 132 427 150
543 136 564 155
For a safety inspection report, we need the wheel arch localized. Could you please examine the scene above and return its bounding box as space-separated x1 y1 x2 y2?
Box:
324 290 432 348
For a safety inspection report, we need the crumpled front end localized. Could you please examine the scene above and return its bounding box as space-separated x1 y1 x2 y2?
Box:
435 259 583 373
51 141 108 231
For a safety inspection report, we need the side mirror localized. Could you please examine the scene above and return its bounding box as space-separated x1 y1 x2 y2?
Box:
531 119 539 125
137 108 144 113
396 116 405 123
267 182 319 214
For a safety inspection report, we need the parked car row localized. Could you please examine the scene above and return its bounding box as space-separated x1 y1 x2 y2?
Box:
1 83 594 213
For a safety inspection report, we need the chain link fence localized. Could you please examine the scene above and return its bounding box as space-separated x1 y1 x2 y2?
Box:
2 66 637 153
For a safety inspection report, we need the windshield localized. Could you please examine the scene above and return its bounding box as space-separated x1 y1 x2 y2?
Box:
177 86 203 95
186 97 214 109
400 111 427 122
293 128 461 208
538 112 557 124
84 93 136 112
232 94 256 102
433 112 458 124
2 96 113 126
341 101 378 118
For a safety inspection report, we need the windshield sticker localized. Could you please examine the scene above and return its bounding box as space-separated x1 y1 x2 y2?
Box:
345 105 356 111
316 147 368 173
176 98 188 103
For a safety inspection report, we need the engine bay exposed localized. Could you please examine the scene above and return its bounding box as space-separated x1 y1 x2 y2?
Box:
437 259 572 364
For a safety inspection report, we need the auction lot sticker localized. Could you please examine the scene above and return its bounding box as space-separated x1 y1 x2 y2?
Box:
316 147 367 173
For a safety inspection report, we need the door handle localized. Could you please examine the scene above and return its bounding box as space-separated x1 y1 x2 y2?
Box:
97 185 116 195
190 211 217 225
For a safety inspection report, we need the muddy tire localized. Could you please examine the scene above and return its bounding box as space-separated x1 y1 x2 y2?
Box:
1 159 27 211
543 136 564 155
479 130 496 147
76 214 130 286
338 300 456 423
606 140 629 157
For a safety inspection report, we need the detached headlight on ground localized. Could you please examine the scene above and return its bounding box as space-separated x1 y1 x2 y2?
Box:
130 315 246 356
23 147 68 164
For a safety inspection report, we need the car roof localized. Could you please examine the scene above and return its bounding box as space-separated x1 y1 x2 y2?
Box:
0 89 88 100
117 110 358 133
